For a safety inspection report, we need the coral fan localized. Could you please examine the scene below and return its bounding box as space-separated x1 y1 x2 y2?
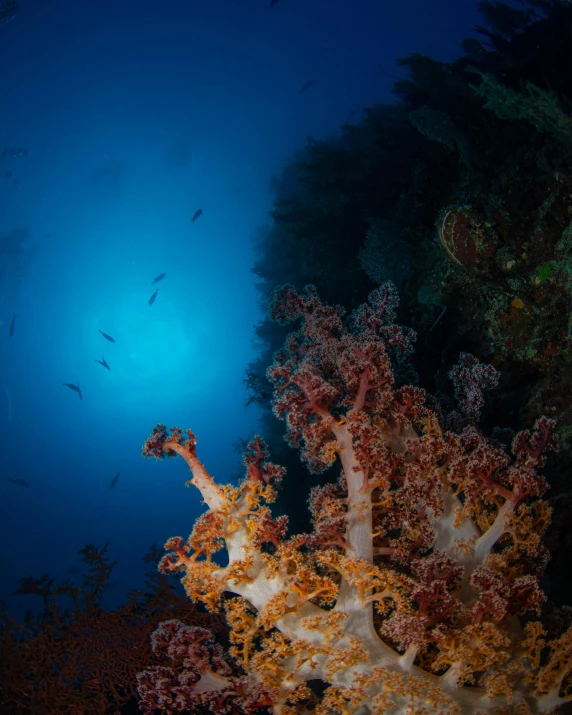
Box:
0 544 227 714
141 283 571 714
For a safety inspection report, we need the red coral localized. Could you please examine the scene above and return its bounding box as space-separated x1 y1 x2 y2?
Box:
141 284 570 713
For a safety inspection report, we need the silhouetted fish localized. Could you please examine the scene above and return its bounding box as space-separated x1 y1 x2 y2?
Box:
63 382 82 400
299 80 314 95
151 272 166 285
270 0 279 6
95 355 110 371
9 314 16 337
8 477 28 487
191 208 203 223
98 329 115 342
149 288 159 306
109 471 120 491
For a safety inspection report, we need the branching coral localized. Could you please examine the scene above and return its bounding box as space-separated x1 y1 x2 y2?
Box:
140 283 571 714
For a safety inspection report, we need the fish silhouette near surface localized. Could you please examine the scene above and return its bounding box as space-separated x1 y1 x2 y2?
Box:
95 355 110 371
151 272 166 285
9 314 16 337
63 382 82 400
299 80 314 95
149 289 159 306
191 208 203 223
98 329 115 342
8 477 28 488
109 471 120 491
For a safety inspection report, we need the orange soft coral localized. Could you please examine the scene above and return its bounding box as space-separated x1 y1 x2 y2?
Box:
141 284 571 714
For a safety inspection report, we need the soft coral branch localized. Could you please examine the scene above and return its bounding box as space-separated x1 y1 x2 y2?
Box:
141 283 571 715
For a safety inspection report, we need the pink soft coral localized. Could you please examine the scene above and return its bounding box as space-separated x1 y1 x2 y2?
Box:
141 283 571 714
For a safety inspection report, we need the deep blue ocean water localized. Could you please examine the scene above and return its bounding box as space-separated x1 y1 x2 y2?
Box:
0 0 481 622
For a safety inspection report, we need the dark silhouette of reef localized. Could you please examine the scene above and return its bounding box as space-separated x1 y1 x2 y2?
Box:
0 0 17 26
0 543 228 714
246 0 572 612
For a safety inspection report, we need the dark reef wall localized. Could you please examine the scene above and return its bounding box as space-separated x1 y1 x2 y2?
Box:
248 0 572 608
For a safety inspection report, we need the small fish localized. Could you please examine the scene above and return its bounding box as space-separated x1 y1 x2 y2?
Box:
270 0 279 6
299 80 314 94
149 288 159 306
9 313 16 337
95 355 110 371
151 272 166 285
109 471 120 491
8 477 29 488
191 208 203 223
98 329 115 342
63 382 82 400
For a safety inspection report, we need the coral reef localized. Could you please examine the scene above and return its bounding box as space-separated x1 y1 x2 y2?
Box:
0 544 227 714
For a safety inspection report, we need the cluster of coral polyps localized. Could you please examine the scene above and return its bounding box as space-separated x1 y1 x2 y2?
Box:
140 284 571 715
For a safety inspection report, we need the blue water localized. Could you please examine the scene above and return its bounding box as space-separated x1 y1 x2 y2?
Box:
0 0 480 620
